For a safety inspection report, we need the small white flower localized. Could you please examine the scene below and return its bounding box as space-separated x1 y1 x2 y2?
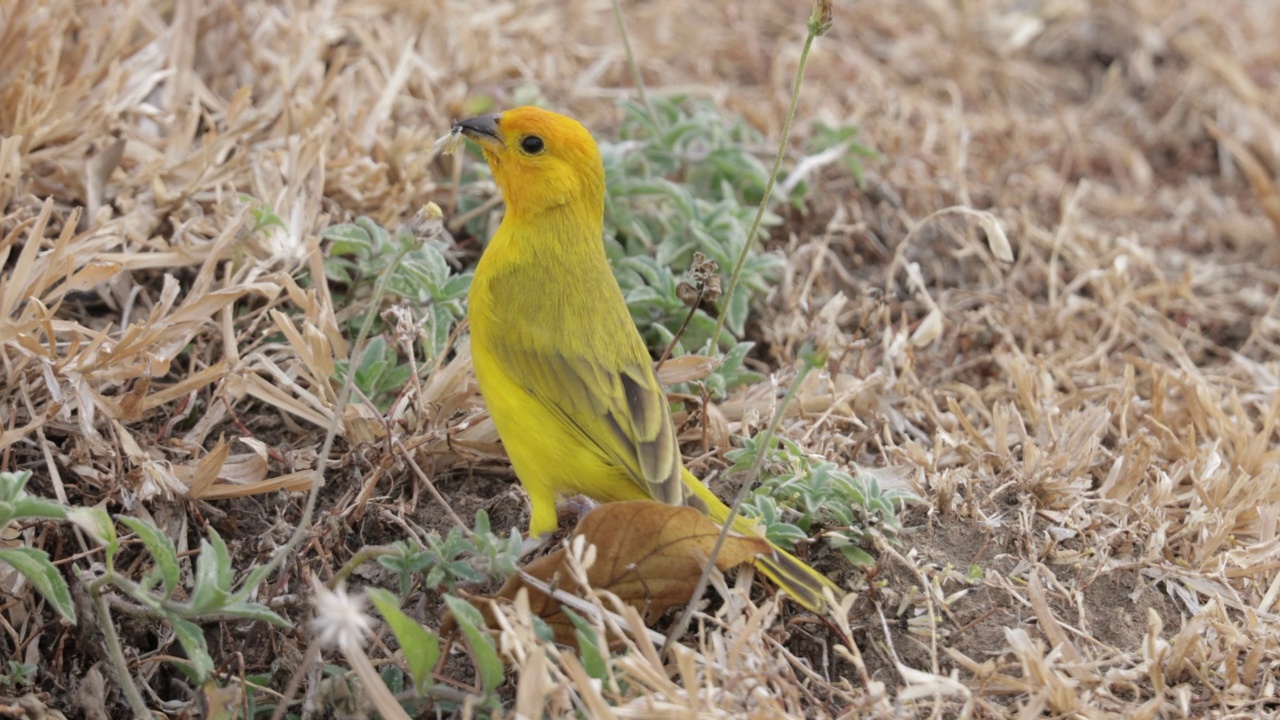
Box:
311 578 372 650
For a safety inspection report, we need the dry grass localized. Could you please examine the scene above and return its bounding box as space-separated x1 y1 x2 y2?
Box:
3 0 1280 717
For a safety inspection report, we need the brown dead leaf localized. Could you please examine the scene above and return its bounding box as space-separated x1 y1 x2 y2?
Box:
483 501 771 647
655 354 717 385
193 470 313 500
183 437 231 498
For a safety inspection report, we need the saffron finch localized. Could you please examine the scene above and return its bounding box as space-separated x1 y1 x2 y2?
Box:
456 106 841 613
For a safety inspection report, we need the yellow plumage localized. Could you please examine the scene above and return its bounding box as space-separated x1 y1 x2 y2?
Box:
457 106 841 613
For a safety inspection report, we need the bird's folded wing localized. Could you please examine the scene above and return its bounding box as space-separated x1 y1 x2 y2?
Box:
490 332 684 505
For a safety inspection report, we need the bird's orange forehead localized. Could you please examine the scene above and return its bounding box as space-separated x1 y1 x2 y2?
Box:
496 106 597 151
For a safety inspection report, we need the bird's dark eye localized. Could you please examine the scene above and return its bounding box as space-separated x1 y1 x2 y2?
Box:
520 135 545 154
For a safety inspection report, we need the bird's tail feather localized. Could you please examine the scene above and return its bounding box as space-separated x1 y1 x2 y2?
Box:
752 545 841 614
681 469 842 614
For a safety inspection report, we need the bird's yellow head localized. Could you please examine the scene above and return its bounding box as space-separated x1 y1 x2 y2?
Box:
452 106 605 220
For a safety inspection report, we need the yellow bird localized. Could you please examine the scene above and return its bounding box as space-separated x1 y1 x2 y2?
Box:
456 106 841 613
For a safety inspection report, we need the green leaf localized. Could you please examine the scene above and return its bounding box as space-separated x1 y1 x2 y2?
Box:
439 273 473 300
722 283 750 337
188 531 233 614
442 595 503 693
0 471 65 529
765 523 809 549
0 547 75 623
840 546 877 567
208 528 234 590
232 563 277 606
0 470 30 503
323 256 356 285
410 246 450 289
472 510 490 536
381 664 405 695
66 506 118 563
218 601 290 627
381 364 414 392
323 223 374 248
356 216 391 252
171 617 215 682
246 200 286 234
368 588 440 695
10 497 66 522
564 609 610 686
118 516 180 598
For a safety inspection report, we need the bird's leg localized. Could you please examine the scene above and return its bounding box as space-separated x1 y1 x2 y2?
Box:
519 495 598 558
518 495 598 558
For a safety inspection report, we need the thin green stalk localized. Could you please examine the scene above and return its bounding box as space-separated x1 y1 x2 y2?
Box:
665 1 835 654
663 344 824 654
611 0 659 129
96 590 152 718
331 545 398 587
710 1 831 351
261 242 412 720
260 239 414 588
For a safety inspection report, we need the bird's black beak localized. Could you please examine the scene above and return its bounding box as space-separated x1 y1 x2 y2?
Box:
452 113 502 145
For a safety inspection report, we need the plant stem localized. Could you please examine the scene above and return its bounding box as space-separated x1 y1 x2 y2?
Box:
710 31 819 351
611 0 659 129
330 545 398 587
261 238 413 593
95 589 153 718
664 348 821 654
666 1 832 653
655 287 703 370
